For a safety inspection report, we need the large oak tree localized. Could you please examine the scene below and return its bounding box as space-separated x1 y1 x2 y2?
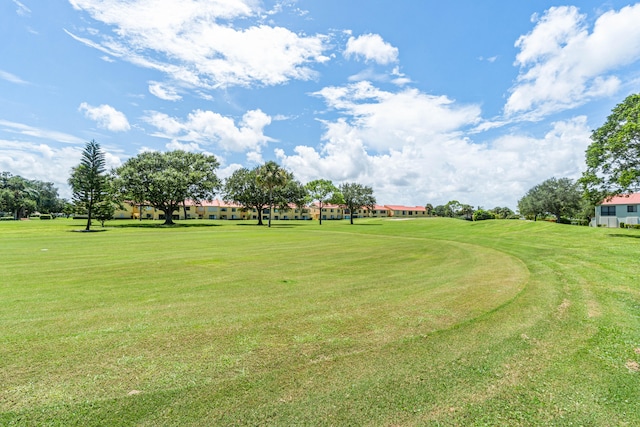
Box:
223 167 270 226
113 151 220 225
518 177 581 221
339 182 375 224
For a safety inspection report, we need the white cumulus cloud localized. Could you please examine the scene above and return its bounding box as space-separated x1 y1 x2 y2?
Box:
312 81 482 152
67 0 329 89
79 102 131 132
344 33 399 65
144 108 273 153
277 82 591 208
506 4 640 119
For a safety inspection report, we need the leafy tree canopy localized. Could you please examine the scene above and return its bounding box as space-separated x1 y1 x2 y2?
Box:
305 179 341 225
1 172 64 218
113 150 220 225
518 177 582 221
339 182 376 225
223 167 270 225
581 93 640 202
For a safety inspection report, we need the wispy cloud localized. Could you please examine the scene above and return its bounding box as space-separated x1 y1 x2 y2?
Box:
13 0 31 16
0 120 83 144
0 69 28 85
148 81 182 101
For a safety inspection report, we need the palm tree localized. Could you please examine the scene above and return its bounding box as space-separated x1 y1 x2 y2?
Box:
256 161 291 227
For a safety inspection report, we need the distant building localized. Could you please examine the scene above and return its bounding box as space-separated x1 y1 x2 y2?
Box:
384 205 427 218
593 193 640 227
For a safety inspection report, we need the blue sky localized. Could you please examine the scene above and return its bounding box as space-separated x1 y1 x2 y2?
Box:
2 0 640 209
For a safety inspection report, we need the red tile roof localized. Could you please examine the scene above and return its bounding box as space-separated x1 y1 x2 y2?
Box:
361 205 388 211
184 199 244 208
384 205 426 211
601 193 640 205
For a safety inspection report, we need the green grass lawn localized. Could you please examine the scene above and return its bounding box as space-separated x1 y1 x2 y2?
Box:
1 217 639 425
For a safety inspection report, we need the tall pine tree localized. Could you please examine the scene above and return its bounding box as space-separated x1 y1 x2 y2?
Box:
68 140 108 231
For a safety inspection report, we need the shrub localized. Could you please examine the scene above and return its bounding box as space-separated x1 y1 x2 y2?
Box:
556 217 571 224
39 214 52 220
1 216 15 221
473 209 495 221
620 222 626 228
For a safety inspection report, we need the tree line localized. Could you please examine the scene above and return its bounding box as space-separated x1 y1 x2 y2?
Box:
0 172 67 219
67 141 376 230
4 92 638 229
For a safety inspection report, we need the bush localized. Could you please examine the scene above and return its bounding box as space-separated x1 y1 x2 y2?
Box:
39 214 52 220
556 217 571 224
620 222 626 228
1 216 15 221
473 210 495 221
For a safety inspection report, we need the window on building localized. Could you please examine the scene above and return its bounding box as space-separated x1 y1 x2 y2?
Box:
601 206 616 216
627 205 637 213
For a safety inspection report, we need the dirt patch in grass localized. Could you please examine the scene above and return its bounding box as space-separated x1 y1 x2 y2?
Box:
625 360 639 372
556 299 571 318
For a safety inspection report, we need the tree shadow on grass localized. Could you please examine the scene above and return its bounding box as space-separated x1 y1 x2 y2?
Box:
607 233 640 239
234 222 308 227
108 222 221 229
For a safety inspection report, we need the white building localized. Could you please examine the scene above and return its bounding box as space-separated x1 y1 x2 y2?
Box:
594 193 640 227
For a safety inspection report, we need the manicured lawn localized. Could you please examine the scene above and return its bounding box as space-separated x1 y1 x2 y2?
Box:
1 218 639 425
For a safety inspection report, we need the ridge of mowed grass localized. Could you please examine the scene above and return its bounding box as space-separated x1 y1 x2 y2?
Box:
1 218 639 425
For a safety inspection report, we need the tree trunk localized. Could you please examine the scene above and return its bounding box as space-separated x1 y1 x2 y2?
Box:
162 207 175 225
267 191 273 228
319 202 323 225
85 202 92 231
